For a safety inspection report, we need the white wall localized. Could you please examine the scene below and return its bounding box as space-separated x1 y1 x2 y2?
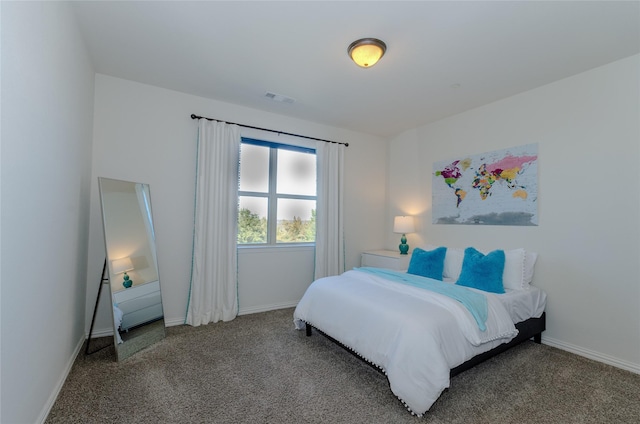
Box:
0 2 95 423
87 74 387 333
387 55 640 372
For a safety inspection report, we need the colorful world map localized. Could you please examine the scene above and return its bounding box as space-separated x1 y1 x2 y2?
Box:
432 144 538 225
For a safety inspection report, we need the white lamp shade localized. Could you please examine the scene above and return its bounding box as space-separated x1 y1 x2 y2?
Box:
393 216 415 234
111 257 134 274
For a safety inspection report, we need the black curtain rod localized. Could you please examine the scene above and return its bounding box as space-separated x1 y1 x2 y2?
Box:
190 114 348 147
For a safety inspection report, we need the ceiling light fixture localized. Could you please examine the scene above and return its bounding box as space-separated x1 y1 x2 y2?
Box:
348 38 386 68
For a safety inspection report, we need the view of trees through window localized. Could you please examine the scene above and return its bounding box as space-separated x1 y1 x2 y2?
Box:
238 139 316 245
238 208 316 244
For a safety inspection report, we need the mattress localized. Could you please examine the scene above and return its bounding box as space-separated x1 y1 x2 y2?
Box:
499 286 547 323
442 277 546 324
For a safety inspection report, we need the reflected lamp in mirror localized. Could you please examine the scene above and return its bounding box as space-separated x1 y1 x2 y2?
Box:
393 216 415 255
112 257 134 289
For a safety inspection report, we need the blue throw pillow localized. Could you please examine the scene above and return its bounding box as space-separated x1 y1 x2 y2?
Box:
456 247 506 294
407 247 447 280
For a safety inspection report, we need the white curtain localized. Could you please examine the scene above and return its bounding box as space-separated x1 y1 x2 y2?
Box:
185 119 241 326
314 142 346 280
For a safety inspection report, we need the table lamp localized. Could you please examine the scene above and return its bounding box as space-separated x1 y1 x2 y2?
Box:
393 216 415 255
112 257 134 288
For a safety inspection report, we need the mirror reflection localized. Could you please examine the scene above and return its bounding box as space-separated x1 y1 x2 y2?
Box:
98 177 165 361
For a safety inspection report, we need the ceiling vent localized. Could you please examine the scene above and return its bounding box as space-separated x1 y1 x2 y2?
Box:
265 92 295 104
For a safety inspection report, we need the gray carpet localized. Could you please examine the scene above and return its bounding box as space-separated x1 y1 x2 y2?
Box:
47 308 640 423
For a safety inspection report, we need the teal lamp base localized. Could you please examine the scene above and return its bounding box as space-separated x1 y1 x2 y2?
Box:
122 272 133 289
398 234 409 255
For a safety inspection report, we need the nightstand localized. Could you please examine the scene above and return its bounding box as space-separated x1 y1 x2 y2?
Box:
360 250 412 271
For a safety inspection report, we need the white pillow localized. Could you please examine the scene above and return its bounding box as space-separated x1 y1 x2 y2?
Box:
502 248 526 290
524 251 538 285
424 245 464 280
444 248 465 280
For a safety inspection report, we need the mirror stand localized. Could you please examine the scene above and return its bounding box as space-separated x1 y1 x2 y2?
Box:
85 259 110 355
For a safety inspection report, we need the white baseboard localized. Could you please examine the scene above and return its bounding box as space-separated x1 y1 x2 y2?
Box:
238 301 298 316
164 316 186 327
37 334 85 424
162 301 298 328
164 301 299 328
88 318 185 331
89 325 115 338
543 336 640 375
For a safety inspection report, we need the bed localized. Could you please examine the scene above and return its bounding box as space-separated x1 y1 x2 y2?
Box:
113 280 163 331
293 246 546 416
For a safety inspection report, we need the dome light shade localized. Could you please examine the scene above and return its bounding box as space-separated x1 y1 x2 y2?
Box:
348 38 386 68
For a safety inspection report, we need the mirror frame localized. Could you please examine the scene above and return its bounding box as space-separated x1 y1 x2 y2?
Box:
98 177 166 361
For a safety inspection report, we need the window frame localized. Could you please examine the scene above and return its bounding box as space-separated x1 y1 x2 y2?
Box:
238 137 317 247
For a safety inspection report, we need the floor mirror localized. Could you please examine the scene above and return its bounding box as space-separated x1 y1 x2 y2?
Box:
98 177 166 361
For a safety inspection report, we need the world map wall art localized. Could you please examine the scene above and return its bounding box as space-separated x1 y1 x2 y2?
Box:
432 143 538 226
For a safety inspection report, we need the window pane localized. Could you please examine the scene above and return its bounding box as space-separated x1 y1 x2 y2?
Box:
277 149 316 196
238 196 268 244
276 199 316 243
239 144 269 193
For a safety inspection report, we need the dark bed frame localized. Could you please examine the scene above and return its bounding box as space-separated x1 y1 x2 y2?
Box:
305 312 546 378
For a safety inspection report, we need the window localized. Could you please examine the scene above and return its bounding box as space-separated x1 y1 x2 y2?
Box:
238 138 316 245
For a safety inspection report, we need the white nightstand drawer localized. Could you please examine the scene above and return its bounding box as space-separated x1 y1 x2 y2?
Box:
361 250 411 271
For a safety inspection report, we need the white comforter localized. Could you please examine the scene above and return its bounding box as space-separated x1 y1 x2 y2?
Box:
293 269 518 416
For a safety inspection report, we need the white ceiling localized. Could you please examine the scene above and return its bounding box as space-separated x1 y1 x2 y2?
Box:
71 1 640 138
